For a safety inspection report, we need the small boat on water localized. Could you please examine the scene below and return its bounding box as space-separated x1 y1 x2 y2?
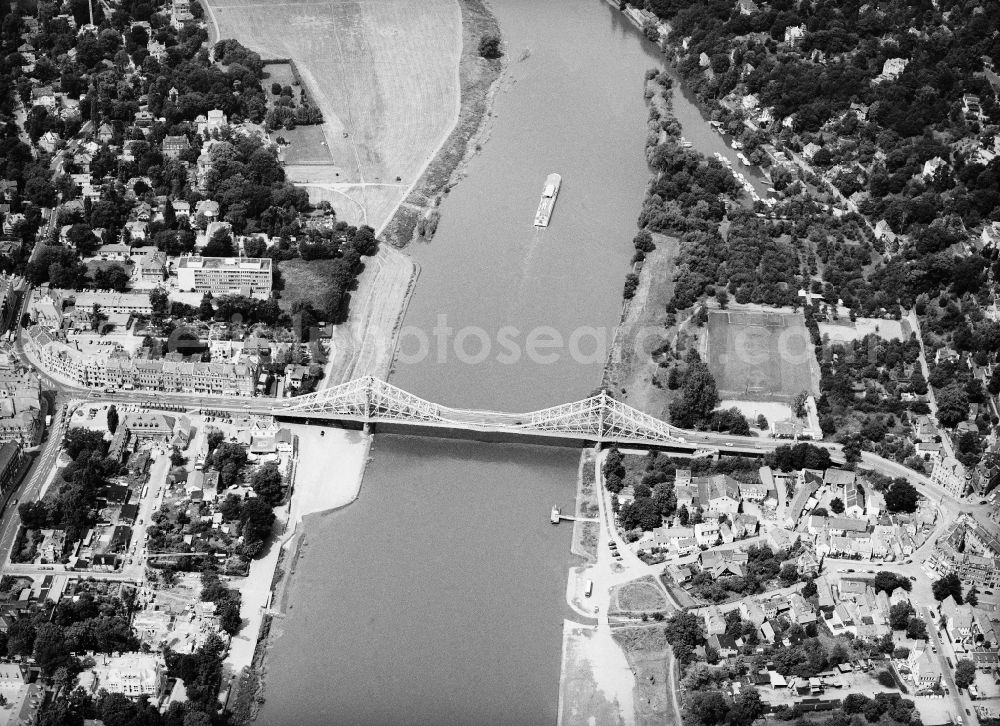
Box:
550 505 560 524
534 173 562 227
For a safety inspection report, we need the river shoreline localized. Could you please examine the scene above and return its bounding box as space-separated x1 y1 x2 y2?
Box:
380 0 504 248
226 1 508 719
228 427 372 724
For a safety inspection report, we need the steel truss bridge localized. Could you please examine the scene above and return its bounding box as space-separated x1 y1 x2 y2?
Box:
278 376 690 447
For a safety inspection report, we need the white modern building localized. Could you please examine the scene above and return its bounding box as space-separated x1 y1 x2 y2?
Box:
176 256 272 297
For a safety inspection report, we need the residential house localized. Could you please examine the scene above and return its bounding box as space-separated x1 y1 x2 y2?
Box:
802 142 822 160
827 517 868 537
707 633 738 658
674 484 698 512
934 346 960 365
922 156 947 180
695 474 741 516
844 480 865 519
874 219 897 244
139 252 167 282
134 110 154 128
732 514 758 538
195 199 220 221
789 593 817 625
982 221 1000 250
877 57 909 82
665 563 692 584
783 24 805 46
909 648 941 687
824 468 856 488
940 595 975 644
739 478 767 502
162 135 190 160
740 600 767 627
694 521 721 547
703 606 726 636
963 94 984 121
767 527 798 551
31 85 56 109
38 528 66 563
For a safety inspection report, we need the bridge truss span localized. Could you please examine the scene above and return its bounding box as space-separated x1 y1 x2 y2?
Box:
279 376 685 445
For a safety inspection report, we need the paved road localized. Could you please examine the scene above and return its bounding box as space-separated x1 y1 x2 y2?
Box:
923 605 976 726
0 405 66 567
2 563 141 583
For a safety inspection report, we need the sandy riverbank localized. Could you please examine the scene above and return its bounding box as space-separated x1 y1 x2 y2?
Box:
558 620 636 726
558 449 640 726
226 424 371 723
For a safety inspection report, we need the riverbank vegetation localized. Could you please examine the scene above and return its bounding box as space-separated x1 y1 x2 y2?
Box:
608 0 1000 478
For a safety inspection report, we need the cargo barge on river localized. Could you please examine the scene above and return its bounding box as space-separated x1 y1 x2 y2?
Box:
534 173 561 227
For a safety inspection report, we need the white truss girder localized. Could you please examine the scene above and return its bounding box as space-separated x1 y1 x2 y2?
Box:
280 376 683 444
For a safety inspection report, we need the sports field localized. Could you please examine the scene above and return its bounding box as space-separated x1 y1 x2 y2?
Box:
706 309 818 402
205 0 462 232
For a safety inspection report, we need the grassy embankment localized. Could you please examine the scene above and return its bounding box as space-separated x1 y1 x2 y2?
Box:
571 448 600 562
603 74 682 420
381 0 503 246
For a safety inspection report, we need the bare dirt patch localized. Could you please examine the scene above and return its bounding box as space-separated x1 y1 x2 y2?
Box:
819 317 911 343
612 625 675 726
560 621 634 726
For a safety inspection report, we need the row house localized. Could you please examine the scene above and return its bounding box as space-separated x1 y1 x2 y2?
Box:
694 521 720 547
931 456 970 497
928 543 1000 589
817 531 872 559
27 326 257 397
739 478 768 502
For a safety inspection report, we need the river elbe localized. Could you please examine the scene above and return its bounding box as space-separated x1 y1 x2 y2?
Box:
258 2 736 724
